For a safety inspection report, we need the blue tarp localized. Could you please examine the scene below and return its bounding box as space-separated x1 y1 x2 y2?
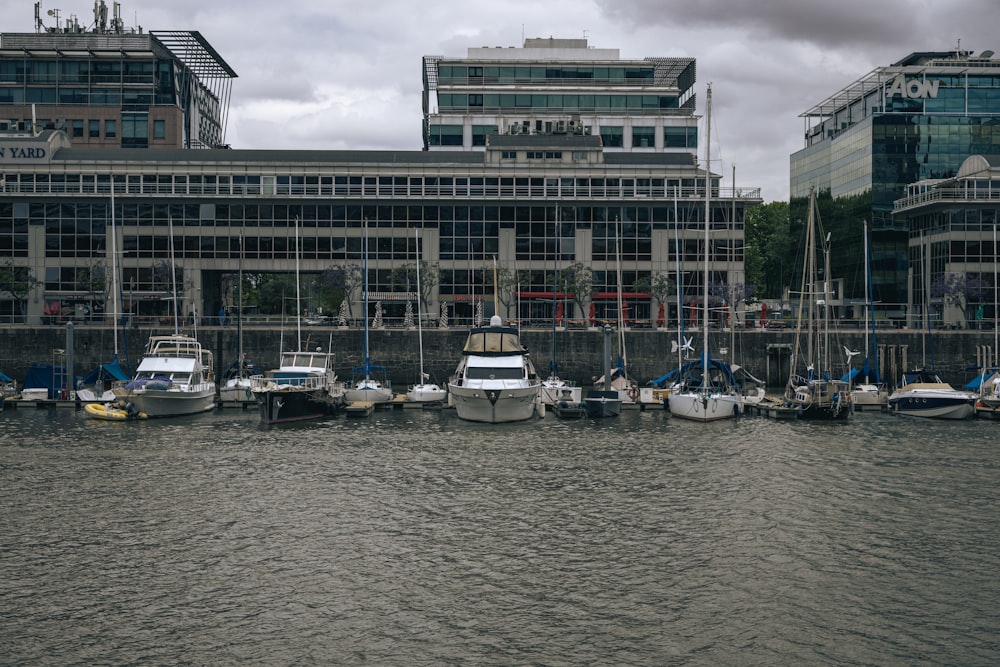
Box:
841 358 881 384
80 358 129 385
23 364 81 399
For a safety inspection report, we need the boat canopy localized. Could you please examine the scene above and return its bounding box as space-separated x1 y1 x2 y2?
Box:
462 328 525 355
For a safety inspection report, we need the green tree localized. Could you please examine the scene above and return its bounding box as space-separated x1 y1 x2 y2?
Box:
0 259 40 320
76 261 110 316
495 265 531 319
389 260 439 307
319 263 363 317
744 201 793 301
556 262 593 318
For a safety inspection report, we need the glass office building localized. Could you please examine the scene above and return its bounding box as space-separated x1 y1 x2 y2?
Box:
0 1 236 150
791 50 1000 309
0 129 760 325
892 154 1000 329
423 38 698 156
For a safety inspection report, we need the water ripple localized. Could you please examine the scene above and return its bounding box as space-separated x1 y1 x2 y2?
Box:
1 408 998 665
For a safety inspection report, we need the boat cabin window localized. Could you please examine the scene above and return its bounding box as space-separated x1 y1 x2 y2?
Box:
466 367 525 380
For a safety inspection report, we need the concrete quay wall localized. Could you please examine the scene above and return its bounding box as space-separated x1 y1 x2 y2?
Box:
0 324 995 391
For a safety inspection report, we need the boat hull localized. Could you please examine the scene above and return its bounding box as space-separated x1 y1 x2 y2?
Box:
406 384 447 402
583 390 622 418
344 386 393 404
448 383 539 423
668 391 742 421
254 387 338 424
112 387 216 417
888 392 975 419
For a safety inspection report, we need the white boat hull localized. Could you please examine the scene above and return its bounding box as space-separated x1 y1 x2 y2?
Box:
113 386 216 417
668 391 742 421
406 384 447 402
448 382 539 423
344 385 393 403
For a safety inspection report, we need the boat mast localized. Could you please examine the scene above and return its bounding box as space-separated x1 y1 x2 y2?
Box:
701 84 712 392
415 228 426 383
675 185 682 370
110 182 119 358
168 213 179 336
295 216 302 349
362 218 371 380
615 215 627 378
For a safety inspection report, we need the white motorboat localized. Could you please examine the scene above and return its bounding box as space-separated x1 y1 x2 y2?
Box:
888 369 976 419
448 315 541 423
113 334 216 417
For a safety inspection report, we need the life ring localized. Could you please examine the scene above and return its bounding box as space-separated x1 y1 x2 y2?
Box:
627 386 639 402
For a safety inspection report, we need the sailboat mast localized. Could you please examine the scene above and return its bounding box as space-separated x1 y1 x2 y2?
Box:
675 185 682 370
110 184 119 357
701 84 712 389
237 233 244 365
168 214 179 335
363 218 370 378
615 216 627 375
415 228 425 382
295 216 301 348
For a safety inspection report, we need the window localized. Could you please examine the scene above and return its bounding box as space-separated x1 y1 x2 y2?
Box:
121 112 148 148
600 126 624 148
72 119 84 138
153 119 166 140
88 119 100 138
632 126 656 148
104 119 117 138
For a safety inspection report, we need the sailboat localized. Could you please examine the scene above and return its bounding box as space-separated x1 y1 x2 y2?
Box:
848 220 887 409
406 229 446 402
79 185 130 403
667 84 743 421
250 218 342 424
782 190 851 420
344 219 393 404
539 232 581 408
220 234 259 404
114 216 216 417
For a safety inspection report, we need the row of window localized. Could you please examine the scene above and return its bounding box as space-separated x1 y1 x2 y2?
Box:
438 65 657 83
1 172 731 200
0 58 169 84
436 93 679 112
428 124 697 149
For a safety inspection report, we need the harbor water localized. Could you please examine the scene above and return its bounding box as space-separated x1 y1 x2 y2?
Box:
2 406 998 665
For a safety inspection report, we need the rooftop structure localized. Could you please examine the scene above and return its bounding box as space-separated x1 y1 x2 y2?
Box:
423 37 697 157
0 1 236 149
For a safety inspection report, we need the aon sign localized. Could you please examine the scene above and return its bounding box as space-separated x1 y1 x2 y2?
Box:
885 75 940 99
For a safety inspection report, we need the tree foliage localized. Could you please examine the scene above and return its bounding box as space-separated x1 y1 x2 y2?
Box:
555 262 593 317
743 200 793 301
0 259 39 306
319 263 363 316
388 260 439 307
931 272 989 314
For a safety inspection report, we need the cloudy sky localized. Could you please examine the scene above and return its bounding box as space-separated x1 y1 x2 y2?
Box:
6 0 999 201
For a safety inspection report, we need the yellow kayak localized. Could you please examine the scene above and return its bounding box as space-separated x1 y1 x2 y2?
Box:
84 402 148 421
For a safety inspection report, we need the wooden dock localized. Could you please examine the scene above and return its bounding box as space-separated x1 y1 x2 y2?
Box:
345 401 375 418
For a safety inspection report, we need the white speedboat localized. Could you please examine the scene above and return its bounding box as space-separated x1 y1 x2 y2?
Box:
448 315 541 423
114 334 216 417
888 369 976 419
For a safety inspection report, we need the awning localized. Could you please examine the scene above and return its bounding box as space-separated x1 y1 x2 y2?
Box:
516 291 574 300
